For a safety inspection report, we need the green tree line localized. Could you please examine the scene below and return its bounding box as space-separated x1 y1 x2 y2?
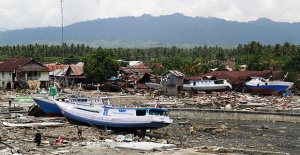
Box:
0 41 299 83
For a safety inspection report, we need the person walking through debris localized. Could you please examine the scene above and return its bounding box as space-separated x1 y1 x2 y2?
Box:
77 126 82 139
189 125 196 140
34 130 42 146
189 125 194 135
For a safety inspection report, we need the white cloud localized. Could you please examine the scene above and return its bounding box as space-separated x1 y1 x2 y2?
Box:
0 0 299 30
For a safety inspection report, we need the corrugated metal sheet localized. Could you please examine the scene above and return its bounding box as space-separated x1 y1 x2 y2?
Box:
0 58 50 72
16 66 50 72
52 64 84 77
0 58 31 71
54 67 68 76
70 65 84 75
49 69 61 76
129 61 142 66
162 70 184 77
121 63 152 74
44 64 67 71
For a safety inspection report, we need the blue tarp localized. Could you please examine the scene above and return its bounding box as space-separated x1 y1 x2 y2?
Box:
107 77 120 81
282 90 292 97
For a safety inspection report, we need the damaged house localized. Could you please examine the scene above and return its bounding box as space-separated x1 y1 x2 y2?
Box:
44 62 86 88
0 58 50 89
161 70 185 96
119 62 152 88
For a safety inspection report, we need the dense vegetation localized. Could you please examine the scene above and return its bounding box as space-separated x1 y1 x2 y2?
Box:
0 41 299 83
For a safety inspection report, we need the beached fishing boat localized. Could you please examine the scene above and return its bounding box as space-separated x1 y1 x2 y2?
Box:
53 98 173 132
183 79 232 92
245 77 294 95
32 95 109 117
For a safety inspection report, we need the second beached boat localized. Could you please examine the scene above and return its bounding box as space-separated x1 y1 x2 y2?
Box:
245 77 294 95
183 79 232 92
32 95 110 117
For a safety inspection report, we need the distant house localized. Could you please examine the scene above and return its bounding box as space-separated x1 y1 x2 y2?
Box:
118 62 152 89
161 70 185 96
0 58 50 89
62 62 86 87
44 62 85 88
119 62 152 78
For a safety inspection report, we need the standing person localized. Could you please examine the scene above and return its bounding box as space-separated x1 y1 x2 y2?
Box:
189 125 196 140
77 126 82 140
8 99 11 107
34 130 42 146
189 125 194 135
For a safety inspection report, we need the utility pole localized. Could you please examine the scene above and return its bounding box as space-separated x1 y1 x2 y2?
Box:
61 0 64 63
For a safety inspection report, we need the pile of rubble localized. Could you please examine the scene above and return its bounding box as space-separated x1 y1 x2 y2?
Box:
140 91 300 113
2 87 300 113
0 89 299 154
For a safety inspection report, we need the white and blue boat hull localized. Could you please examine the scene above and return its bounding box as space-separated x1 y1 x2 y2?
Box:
245 85 289 94
245 77 294 95
54 99 173 131
32 96 63 117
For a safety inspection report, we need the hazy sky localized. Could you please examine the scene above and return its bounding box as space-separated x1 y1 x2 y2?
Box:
1 0 300 30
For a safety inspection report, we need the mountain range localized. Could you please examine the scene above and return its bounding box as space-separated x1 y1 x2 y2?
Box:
1 13 299 48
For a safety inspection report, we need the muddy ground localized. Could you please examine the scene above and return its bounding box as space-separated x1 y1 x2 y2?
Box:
105 94 300 154
1 116 299 155
0 91 300 154
157 118 300 154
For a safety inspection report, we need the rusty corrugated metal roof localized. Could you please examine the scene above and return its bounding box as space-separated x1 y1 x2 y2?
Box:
52 64 84 77
16 66 50 72
70 65 84 75
0 58 50 72
0 58 31 71
44 63 67 71
121 63 152 74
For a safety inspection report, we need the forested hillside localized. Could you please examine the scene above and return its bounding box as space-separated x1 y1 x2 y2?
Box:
0 13 299 47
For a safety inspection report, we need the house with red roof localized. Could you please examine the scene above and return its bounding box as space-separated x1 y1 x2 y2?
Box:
0 58 50 89
44 62 86 88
